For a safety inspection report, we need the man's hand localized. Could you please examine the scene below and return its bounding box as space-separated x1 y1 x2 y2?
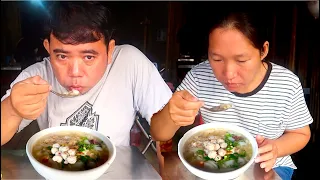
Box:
10 75 51 120
167 90 204 126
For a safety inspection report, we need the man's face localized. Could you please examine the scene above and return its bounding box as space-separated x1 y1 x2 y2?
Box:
44 34 115 94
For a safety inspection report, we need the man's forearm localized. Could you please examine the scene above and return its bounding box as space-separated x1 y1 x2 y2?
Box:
274 126 311 158
150 105 180 141
1 97 22 145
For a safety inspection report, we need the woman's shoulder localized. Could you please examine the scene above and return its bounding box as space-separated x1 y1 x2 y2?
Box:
269 62 302 87
190 60 212 74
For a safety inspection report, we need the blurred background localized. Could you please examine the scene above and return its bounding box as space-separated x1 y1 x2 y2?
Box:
1 1 319 179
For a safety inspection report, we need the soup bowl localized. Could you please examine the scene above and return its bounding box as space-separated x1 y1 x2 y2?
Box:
26 126 116 180
178 123 258 180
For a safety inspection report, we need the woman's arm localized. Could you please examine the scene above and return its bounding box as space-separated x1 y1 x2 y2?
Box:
275 125 311 157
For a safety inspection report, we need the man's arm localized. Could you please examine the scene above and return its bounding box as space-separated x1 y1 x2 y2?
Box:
1 75 51 146
1 97 23 145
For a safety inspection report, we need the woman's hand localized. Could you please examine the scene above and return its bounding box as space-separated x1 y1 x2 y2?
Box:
167 90 204 126
255 135 278 172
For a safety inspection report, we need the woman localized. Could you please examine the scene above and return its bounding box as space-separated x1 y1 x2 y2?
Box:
150 11 313 180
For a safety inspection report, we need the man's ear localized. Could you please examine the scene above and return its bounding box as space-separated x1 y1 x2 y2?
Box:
43 39 50 54
260 41 269 60
107 39 115 64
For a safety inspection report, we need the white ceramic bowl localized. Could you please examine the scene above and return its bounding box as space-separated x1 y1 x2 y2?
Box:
26 126 116 180
178 123 258 180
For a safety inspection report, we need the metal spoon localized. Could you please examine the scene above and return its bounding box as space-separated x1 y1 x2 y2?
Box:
202 103 232 112
50 90 81 98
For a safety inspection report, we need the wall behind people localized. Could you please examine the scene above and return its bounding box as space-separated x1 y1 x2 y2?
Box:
102 1 168 71
1 2 22 65
1 1 169 71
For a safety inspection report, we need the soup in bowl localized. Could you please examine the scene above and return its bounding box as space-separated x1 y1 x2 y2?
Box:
178 123 258 180
26 126 116 180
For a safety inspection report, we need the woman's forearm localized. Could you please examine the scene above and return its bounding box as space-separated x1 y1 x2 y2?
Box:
274 125 311 158
150 105 180 142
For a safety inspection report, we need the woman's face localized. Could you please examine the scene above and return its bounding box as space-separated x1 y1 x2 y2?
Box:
208 27 269 94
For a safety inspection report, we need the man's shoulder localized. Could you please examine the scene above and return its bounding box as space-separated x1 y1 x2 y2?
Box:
21 57 52 77
114 44 143 56
113 44 155 68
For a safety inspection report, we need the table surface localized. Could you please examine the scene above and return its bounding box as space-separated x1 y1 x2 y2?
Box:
1 146 161 180
161 152 282 180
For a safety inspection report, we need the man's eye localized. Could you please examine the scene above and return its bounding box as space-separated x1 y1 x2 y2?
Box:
84 56 95 61
57 54 67 60
212 59 222 62
237 60 248 63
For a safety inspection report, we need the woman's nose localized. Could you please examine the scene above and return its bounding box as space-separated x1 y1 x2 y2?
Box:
223 63 237 81
225 72 236 82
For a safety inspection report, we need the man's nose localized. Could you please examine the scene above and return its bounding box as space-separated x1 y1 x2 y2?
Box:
68 59 83 77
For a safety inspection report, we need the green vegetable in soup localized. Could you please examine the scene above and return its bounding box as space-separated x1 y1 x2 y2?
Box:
239 149 246 157
224 133 238 149
79 155 92 164
196 150 205 156
61 160 65 169
77 137 95 152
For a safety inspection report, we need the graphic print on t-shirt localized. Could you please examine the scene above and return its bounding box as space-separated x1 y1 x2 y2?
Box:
60 101 99 130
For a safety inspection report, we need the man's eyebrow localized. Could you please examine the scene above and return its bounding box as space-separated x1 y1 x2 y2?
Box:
80 50 99 55
53 49 70 54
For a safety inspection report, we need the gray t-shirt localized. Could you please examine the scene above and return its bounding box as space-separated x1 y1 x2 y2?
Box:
1 45 172 146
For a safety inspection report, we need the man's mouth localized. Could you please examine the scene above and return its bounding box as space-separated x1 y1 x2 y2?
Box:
69 86 82 91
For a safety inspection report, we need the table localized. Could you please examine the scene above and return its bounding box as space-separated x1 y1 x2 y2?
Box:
161 152 282 180
1 146 161 180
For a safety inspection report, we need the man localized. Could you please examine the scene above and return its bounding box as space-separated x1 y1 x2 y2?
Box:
1 1 172 146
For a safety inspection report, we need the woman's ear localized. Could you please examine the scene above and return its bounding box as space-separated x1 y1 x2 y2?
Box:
261 41 269 60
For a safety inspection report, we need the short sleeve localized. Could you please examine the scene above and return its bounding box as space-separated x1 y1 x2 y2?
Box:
176 70 198 98
129 46 172 124
286 82 313 130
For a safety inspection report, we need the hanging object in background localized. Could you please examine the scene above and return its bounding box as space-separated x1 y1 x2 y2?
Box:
307 1 319 19
140 17 151 54
156 28 167 42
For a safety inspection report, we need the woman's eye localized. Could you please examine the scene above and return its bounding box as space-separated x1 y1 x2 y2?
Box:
57 54 67 60
84 56 95 61
212 59 222 62
237 60 248 63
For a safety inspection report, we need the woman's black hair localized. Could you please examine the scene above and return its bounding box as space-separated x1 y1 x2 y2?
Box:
209 10 270 52
44 1 114 47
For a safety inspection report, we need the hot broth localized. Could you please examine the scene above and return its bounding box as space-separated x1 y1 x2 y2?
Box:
32 131 109 171
183 128 253 173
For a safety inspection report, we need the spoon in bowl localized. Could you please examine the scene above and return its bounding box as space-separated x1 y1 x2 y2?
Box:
202 103 232 112
50 89 81 98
